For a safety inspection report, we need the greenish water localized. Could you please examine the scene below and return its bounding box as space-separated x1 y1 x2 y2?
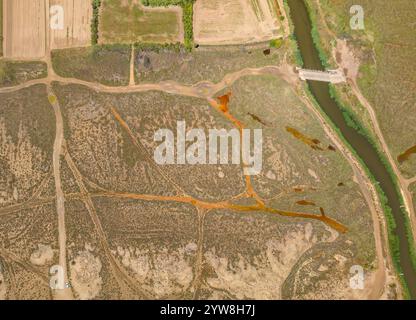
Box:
286 0 416 298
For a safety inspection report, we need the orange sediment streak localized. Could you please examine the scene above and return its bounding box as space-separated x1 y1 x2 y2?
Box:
245 175 265 206
217 92 231 112
398 145 416 164
210 93 243 130
296 200 316 206
210 95 263 205
95 192 228 210
286 126 324 151
109 97 348 234
274 0 283 17
264 206 347 233
94 191 347 233
111 107 131 132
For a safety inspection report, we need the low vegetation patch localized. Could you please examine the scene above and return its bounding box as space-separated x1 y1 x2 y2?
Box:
0 61 47 87
134 46 284 85
51 45 131 86
270 38 283 49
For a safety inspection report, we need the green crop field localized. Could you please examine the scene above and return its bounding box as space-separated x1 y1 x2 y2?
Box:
99 0 181 44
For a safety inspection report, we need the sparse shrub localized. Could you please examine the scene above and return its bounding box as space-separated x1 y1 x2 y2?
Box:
269 38 283 49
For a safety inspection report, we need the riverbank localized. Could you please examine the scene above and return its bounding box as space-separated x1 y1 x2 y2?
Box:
285 0 416 299
304 0 416 296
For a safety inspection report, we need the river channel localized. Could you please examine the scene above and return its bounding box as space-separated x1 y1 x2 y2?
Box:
286 0 416 298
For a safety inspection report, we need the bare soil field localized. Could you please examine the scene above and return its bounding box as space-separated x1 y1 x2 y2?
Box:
3 0 46 59
3 0 92 58
49 0 93 50
194 0 284 45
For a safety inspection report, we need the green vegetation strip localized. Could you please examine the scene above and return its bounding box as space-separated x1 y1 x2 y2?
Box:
91 0 102 45
282 1 303 67
141 0 195 51
304 1 331 69
297 0 416 298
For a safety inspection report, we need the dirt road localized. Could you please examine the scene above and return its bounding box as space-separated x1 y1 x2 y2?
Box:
129 45 135 86
0 64 297 96
47 86 74 300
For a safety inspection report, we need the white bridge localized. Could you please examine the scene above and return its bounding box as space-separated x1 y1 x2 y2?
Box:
297 68 346 84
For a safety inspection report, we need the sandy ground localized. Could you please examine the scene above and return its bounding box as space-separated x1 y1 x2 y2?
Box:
70 249 102 300
205 224 317 299
334 40 359 80
194 0 283 45
0 0 396 300
49 0 92 50
114 245 194 298
3 0 46 59
30 244 54 266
